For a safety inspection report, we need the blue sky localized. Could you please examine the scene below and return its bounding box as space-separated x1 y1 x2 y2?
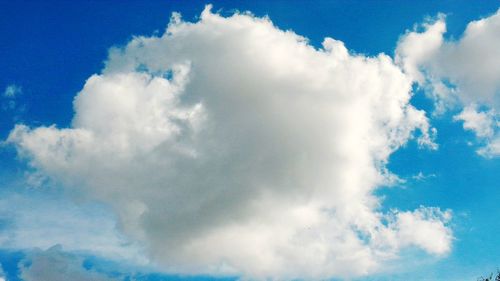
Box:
1 1 499 280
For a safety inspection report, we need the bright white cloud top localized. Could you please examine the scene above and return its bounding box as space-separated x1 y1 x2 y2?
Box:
13 5 500 280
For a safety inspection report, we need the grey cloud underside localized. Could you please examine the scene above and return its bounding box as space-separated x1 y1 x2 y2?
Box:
8 6 453 279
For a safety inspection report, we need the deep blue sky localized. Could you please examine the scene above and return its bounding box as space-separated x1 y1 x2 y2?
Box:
1 0 499 131
1 1 499 280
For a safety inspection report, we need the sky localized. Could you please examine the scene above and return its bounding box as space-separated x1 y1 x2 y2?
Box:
0 1 499 280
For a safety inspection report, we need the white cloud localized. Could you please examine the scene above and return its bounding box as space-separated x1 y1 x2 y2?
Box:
453 106 495 138
7 6 450 279
390 207 452 255
396 9 500 157
477 135 500 157
395 15 446 85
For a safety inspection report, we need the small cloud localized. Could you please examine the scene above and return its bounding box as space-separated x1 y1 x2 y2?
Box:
453 106 495 139
411 172 437 181
1 84 26 120
3 84 22 98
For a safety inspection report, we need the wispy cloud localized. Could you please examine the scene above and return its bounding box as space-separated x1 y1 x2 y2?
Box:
3 85 21 99
1 84 25 121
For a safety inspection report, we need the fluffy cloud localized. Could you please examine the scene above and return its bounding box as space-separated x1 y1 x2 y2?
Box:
388 207 452 255
453 106 496 138
395 15 446 85
8 6 450 279
396 9 500 157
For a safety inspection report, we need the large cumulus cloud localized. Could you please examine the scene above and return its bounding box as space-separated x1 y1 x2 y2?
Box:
7 6 451 279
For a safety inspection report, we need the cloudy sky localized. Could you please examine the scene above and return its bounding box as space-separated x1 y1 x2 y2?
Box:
0 1 499 280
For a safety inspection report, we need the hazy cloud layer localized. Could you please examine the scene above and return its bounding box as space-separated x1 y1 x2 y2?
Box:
19 246 118 281
0 191 144 263
8 6 452 279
